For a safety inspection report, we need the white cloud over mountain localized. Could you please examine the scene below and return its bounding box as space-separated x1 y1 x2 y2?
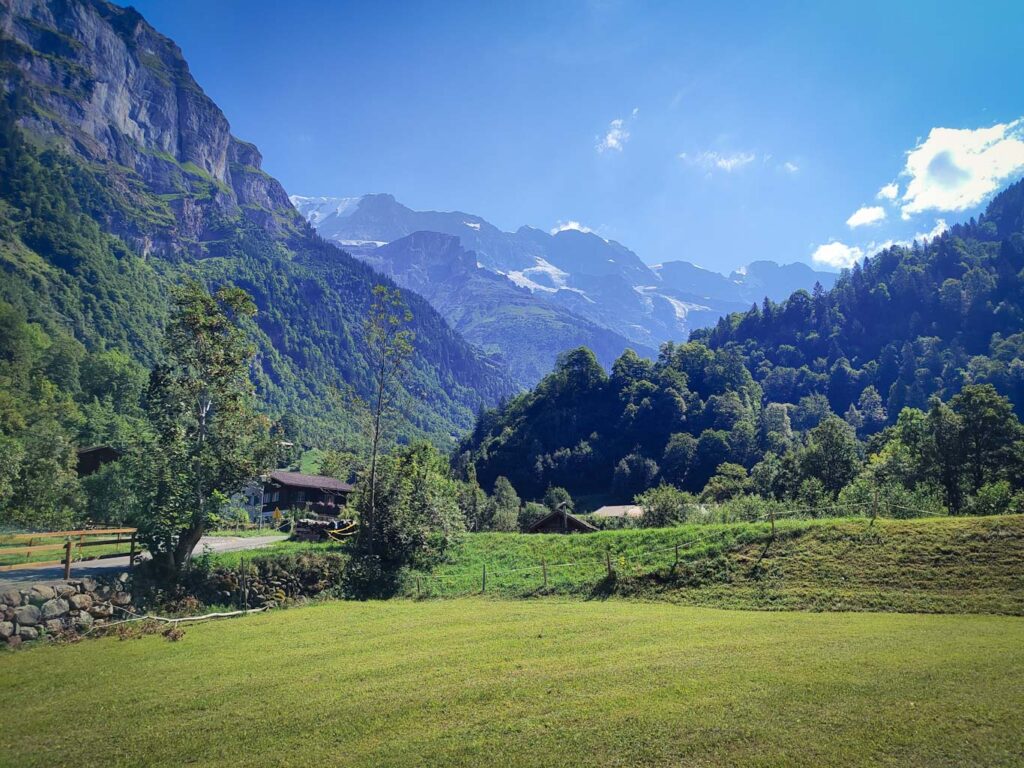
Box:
811 240 864 269
846 205 886 228
899 119 1024 219
551 220 594 235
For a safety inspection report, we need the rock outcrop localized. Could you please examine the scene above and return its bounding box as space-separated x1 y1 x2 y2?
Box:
0 0 303 256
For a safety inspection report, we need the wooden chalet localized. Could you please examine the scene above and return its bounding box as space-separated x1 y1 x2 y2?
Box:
262 470 354 519
527 509 598 534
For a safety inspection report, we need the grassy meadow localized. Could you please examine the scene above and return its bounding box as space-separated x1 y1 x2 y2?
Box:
2 599 1022 767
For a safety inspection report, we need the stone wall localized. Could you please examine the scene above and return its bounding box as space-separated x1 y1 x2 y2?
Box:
0 574 133 646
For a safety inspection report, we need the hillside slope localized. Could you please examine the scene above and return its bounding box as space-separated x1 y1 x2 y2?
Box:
0 0 514 448
419 515 1024 615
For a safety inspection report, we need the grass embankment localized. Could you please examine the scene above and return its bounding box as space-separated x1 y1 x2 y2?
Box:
421 515 1024 614
2 599 1022 767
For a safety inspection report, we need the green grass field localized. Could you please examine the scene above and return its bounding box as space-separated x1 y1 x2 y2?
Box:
2 599 1022 767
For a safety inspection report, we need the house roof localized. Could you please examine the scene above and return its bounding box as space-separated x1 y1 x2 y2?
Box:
267 470 354 493
591 505 644 518
527 509 598 533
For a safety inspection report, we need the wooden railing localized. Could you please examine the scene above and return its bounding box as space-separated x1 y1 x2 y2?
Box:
0 528 138 578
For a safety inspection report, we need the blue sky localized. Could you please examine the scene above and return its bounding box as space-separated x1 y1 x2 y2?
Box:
131 0 1024 272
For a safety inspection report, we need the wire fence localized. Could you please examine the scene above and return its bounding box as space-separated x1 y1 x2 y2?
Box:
409 498 931 600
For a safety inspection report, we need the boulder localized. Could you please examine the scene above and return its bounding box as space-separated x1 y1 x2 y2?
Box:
27 585 55 605
0 621 13 639
69 593 94 611
79 577 98 593
75 612 94 631
111 591 132 607
1 589 22 607
18 626 38 640
89 603 113 619
40 598 70 620
117 572 130 584
45 619 65 633
55 584 78 599
6 635 21 647
13 604 40 626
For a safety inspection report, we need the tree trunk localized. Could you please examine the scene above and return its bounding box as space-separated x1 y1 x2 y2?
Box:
173 522 206 572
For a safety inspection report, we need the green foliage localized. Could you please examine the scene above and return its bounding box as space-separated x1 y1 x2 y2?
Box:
636 483 694 528
351 442 465 569
130 283 274 573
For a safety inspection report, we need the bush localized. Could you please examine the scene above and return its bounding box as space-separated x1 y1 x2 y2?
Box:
637 484 695 528
964 482 1024 517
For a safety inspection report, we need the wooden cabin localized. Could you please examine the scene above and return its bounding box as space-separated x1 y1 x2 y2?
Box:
527 509 598 534
261 470 354 519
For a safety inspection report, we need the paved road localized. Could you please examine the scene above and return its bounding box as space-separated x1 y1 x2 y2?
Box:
0 534 289 589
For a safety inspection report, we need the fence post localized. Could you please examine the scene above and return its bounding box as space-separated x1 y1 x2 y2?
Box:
872 487 879 522
770 507 776 539
606 549 612 578
63 539 72 580
482 564 487 594
416 576 422 599
674 543 680 568
542 558 548 589
128 532 137 573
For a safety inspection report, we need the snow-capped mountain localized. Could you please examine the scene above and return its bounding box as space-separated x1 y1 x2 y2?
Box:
291 193 837 371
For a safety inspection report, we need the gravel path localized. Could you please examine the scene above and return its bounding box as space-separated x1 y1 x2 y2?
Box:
0 534 288 589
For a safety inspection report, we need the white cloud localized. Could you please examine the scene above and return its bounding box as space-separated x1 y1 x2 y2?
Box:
550 220 594 235
596 108 638 153
811 240 864 269
913 218 949 242
846 205 886 228
899 119 1024 219
782 161 800 174
877 182 899 201
680 150 757 172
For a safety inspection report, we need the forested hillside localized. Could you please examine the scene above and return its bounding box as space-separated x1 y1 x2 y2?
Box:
694 182 1024 421
460 187 1024 514
0 0 513 459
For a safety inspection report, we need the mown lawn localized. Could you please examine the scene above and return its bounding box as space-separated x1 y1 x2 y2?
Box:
2 599 1022 767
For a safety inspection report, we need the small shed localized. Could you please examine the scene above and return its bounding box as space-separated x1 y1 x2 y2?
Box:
76 445 121 477
591 505 644 519
527 509 598 534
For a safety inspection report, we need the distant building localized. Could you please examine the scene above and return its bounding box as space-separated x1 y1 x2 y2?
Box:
261 470 354 520
76 445 121 477
527 509 598 534
591 505 644 519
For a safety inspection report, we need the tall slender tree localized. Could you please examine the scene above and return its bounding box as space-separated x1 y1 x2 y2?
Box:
361 286 414 555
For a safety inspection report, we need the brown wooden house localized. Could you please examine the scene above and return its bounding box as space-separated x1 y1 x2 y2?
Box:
527 509 598 534
261 471 354 519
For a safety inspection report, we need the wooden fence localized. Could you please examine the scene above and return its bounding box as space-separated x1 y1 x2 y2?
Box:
0 528 138 578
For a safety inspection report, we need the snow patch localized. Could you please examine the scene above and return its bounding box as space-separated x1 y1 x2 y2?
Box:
290 195 362 225
463 221 481 230
505 257 570 293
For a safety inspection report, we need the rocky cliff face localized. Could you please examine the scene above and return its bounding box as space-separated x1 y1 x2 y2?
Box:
0 0 300 255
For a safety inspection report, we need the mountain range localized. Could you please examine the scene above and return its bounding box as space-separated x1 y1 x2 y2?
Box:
292 194 838 386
